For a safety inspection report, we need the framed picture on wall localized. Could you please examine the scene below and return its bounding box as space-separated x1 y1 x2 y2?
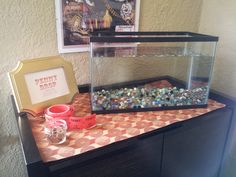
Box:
55 0 140 53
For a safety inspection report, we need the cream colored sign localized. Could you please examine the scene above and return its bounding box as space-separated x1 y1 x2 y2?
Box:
24 67 69 104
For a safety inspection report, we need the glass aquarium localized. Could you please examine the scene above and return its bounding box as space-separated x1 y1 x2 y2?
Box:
89 32 218 114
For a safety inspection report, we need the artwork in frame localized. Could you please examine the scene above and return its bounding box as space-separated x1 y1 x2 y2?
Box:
8 56 78 116
55 0 140 53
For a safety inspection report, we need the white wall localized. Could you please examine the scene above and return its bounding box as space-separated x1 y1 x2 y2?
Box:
199 0 236 98
199 1 236 177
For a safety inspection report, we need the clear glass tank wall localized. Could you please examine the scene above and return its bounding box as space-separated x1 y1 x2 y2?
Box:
89 32 218 114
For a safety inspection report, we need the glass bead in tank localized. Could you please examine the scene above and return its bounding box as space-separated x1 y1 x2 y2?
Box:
92 81 208 111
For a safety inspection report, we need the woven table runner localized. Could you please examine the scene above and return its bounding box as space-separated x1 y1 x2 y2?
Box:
28 92 225 162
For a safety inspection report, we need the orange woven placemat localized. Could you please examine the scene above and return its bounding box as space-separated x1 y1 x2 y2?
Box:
28 92 225 162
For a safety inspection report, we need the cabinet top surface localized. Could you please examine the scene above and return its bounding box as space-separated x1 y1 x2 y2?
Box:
28 93 224 163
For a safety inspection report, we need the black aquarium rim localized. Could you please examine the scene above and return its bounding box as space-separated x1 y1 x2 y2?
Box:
91 104 208 115
90 31 219 43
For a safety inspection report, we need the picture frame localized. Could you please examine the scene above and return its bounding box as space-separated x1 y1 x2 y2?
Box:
8 56 78 116
55 0 140 53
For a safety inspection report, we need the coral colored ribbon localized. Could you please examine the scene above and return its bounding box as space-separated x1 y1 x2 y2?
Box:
45 104 96 129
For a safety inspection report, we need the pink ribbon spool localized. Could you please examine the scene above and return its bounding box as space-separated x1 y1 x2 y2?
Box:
45 104 74 126
45 104 96 130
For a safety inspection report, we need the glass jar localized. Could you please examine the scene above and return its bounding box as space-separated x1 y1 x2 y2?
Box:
44 119 67 144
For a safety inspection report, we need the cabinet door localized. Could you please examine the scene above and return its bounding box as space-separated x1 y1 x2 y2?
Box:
161 108 232 177
57 133 163 177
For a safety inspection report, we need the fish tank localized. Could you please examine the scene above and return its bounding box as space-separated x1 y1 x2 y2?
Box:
89 32 218 114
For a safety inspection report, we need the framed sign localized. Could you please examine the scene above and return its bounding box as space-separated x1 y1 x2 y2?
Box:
8 56 78 116
55 0 140 53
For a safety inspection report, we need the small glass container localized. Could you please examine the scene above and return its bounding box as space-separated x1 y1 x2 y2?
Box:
44 119 67 144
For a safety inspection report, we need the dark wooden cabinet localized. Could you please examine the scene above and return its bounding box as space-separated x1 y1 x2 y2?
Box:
161 108 232 177
12 90 236 177
56 134 163 177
